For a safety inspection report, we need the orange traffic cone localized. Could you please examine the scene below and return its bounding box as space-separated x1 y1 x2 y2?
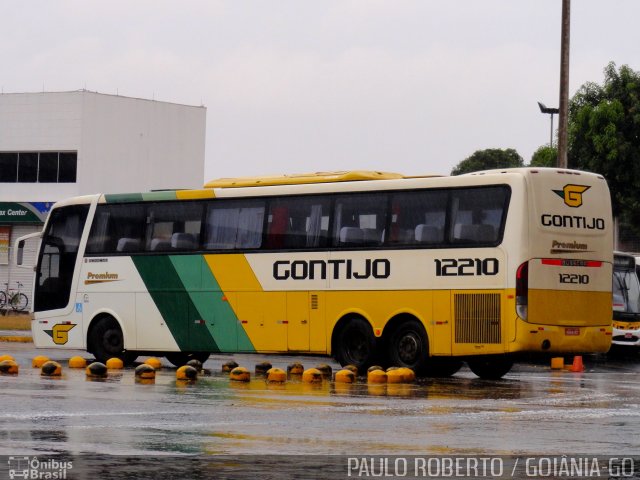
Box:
570 355 584 372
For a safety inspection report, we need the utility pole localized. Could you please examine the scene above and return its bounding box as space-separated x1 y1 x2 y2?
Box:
557 0 570 168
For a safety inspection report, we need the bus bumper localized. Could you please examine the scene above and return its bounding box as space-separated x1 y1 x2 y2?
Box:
511 318 612 354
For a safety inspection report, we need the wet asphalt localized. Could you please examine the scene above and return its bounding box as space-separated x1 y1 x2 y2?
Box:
2 341 640 459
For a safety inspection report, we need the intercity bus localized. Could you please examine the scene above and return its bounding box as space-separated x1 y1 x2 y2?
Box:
611 252 640 350
16 168 614 378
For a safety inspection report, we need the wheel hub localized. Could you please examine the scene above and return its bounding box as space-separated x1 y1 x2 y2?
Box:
398 333 419 363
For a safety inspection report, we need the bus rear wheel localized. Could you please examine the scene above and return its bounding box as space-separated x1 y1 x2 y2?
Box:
165 352 211 367
333 317 377 372
387 320 429 375
467 356 513 379
89 316 137 365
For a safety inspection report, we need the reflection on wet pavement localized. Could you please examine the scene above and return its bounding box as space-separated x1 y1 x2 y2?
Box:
1 342 640 456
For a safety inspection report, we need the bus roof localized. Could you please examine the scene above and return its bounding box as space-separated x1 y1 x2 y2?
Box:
204 170 441 188
53 167 605 206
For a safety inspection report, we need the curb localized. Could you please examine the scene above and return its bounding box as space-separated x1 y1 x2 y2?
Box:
0 336 33 343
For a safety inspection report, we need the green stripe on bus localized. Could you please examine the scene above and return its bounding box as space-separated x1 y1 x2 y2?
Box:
131 255 220 353
105 193 144 203
170 256 255 353
141 191 178 201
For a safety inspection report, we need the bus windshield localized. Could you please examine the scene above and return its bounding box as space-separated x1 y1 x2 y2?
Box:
613 268 640 314
34 204 89 312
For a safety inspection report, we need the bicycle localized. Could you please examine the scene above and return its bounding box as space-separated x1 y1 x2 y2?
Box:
0 282 29 313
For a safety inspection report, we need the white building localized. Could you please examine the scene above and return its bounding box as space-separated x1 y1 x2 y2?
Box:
0 90 207 306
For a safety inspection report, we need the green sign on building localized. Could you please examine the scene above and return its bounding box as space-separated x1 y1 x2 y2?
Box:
0 202 53 224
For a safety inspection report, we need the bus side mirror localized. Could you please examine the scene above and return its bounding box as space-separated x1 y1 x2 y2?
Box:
13 231 42 269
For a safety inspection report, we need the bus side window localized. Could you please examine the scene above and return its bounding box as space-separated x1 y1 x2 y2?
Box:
265 197 330 250
146 201 203 252
333 194 387 248
449 187 508 246
204 199 265 251
87 204 146 254
388 190 447 246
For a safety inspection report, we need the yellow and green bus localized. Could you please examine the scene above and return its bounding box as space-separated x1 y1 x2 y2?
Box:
18 168 613 378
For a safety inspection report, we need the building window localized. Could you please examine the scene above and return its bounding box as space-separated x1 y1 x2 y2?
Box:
0 151 77 183
58 153 77 182
0 153 18 182
18 152 38 182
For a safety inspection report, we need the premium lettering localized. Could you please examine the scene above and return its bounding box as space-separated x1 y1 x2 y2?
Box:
552 240 588 250
84 272 120 284
273 259 390 280
541 214 605 230
87 272 118 280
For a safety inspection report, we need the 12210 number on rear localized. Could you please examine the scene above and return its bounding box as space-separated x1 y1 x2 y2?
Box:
558 273 589 284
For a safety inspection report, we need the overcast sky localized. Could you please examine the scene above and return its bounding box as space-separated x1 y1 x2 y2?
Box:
1 1 639 184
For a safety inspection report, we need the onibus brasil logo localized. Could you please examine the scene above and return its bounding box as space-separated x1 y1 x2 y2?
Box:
8 456 72 479
553 184 590 208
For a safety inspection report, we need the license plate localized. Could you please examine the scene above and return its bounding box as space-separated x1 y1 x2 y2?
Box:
565 328 580 336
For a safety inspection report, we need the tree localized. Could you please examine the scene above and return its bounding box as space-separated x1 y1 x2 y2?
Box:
568 62 640 223
451 148 524 176
529 145 558 168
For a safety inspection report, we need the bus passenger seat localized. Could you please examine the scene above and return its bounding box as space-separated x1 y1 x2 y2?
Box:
415 225 441 244
455 224 496 242
149 238 171 251
476 224 496 242
361 228 382 244
171 233 197 250
116 238 141 252
455 224 476 240
339 227 364 245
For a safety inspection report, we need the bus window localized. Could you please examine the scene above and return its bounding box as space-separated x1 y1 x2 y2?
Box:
35 204 89 311
333 194 388 247
204 199 265 250
147 202 203 251
449 186 509 245
388 190 447 246
86 204 146 254
265 197 330 249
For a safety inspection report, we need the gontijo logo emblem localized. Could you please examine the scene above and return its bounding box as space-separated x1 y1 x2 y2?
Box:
44 323 76 345
553 184 590 208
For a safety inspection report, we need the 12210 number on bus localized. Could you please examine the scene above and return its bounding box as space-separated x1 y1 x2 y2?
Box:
558 273 589 284
434 258 499 276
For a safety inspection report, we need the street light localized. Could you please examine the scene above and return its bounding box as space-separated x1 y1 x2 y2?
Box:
538 102 559 147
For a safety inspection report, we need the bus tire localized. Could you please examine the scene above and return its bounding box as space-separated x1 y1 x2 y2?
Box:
333 317 377 372
427 358 463 377
88 316 137 365
387 319 429 375
467 356 513 379
165 352 211 367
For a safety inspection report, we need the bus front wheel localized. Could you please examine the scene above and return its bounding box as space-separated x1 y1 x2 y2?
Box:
333 317 377 371
387 320 429 375
89 316 137 365
467 356 513 379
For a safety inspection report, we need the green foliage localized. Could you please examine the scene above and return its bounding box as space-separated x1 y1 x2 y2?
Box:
568 62 640 221
530 146 558 168
451 148 524 176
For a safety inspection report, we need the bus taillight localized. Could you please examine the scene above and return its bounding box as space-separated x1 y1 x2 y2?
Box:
516 261 529 321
